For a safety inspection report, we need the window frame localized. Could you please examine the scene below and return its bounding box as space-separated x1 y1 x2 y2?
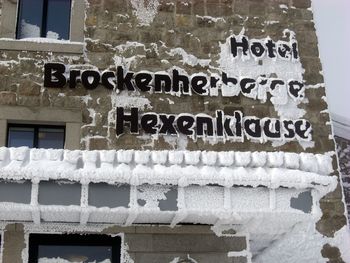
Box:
28 233 121 263
15 0 72 40
0 0 84 53
0 105 82 150
6 123 66 149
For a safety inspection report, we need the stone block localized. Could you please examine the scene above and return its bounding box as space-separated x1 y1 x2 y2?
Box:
0 91 16 105
193 0 205 16
89 137 108 150
132 253 234 263
232 257 248 263
248 2 266 16
152 234 246 252
176 0 192 15
2 223 25 263
293 0 311 8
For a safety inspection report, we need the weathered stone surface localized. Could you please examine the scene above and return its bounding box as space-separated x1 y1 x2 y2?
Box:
321 244 343 262
0 0 346 261
2 224 25 263
0 91 16 105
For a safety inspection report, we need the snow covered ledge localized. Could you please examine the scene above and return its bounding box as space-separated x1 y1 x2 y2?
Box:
0 147 337 229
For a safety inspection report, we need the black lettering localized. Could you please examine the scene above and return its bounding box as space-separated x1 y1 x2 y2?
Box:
44 63 67 88
240 78 256 95
135 72 152 92
270 79 285 90
292 42 299 60
141 113 158 134
81 70 100 90
223 111 243 139
263 119 281 138
277 43 292 60
265 39 276 58
69 69 80 89
222 72 238 88
244 118 262 139
288 80 304 100
196 116 214 137
295 120 312 140
101 71 116 90
250 41 265 57
116 107 139 136
173 69 190 94
216 110 224 137
234 111 243 137
230 36 249 57
283 120 295 139
177 115 195 136
159 115 177 135
154 74 172 93
210 75 220 96
116 66 135 91
191 75 208 95
210 75 220 88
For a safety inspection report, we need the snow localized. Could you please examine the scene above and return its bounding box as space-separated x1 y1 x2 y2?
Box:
218 31 311 148
0 148 337 225
202 151 218 166
38 258 111 263
19 20 40 38
0 37 83 45
196 15 225 24
46 31 60 40
130 0 159 26
167 48 211 67
169 255 198 263
253 223 350 263
0 145 338 230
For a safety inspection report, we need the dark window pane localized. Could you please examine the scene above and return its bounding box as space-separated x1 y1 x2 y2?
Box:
38 245 112 262
29 234 121 263
38 127 65 149
16 0 44 39
7 127 34 148
0 180 32 204
46 0 71 40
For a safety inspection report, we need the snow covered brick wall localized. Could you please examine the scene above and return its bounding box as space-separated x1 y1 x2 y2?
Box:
0 0 348 262
336 136 350 222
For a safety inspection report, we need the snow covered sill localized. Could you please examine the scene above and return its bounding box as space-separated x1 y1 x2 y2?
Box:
0 166 337 189
0 147 336 189
0 38 84 54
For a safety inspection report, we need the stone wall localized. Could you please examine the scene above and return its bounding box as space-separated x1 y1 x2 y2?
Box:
0 0 333 154
0 0 347 261
336 136 350 223
2 224 249 263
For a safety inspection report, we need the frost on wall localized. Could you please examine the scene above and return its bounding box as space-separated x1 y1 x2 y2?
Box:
335 136 350 222
130 0 159 26
62 29 315 150
38 258 111 263
217 30 313 149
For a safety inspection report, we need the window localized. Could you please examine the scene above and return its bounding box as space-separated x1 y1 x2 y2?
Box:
0 106 81 150
0 0 85 53
16 0 71 40
29 234 121 263
7 124 65 149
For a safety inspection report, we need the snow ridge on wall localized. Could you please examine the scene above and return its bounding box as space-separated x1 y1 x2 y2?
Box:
0 147 337 194
0 147 334 175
